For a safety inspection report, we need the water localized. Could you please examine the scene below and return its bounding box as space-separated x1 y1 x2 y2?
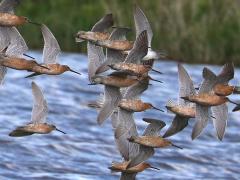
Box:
0 51 240 180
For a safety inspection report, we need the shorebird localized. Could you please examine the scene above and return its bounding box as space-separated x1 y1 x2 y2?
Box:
76 14 113 82
0 0 40 26
0 27 48 84
95 27 130 74
134 5 165 66
112 117 161 179
75 13 113 43
126 118 166 168
163 64 196 138
182 63 235 140
25 24 81 78
9 81 65 137
118 99 164 113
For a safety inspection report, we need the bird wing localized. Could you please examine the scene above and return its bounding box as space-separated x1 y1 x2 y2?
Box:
115 109 138 160
127 118 166 167
178 63 196 105
0 0 19 14
217 62 234 84
191 104 209 139
0 27 10 51
87 42 105 82
97 85 122 125
124 30 148 64
91 13 113 32
163 115 189 138
123 78 149 99
41 24 61 64
6 27 28 57
134 5 153 47
0 66 7 85
211 103 228 141
31 81 48 124
199 67 217 94
95 27 128 74
142 118 166 136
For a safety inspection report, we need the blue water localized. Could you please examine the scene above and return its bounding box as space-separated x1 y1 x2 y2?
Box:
0 51 239 180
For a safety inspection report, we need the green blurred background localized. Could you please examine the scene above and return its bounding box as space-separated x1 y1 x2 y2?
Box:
16 0 240 65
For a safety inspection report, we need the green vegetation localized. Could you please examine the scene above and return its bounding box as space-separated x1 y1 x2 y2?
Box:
16 0 240 65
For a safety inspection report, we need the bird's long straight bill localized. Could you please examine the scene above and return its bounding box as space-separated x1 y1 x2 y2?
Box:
150 166 160 171
152 106 164 112
151 68 163 74
171 143 183 149
23 53 35 59
55 128 66 134
148 76 163 83
70 69 81 75
228 98 239 105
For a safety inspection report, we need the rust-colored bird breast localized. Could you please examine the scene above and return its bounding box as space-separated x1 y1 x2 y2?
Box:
98 40 133 51
23 123 53 134
0 57 35 71
78 31 110 41
134 136 171 148
213 84 234 96
170 105 195 118
0 13 26 26
104 76 138 87
189 94 227 106
119 99 149 112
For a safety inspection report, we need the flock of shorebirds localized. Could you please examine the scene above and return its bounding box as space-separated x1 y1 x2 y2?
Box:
0 0 240 179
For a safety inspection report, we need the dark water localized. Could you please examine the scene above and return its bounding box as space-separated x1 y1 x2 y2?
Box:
0 51 240 180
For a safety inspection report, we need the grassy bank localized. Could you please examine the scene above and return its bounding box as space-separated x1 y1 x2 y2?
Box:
15 0 240 65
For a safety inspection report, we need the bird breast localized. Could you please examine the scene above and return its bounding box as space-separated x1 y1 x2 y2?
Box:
97 40 133 51
213 84 234 96
119 99 150 112
188 94 227 106
78 31 110 42
103 76 138 87
0 13 25 26
170 105 195 118
0 58 34 70
23 123 53 134
133 136 171 148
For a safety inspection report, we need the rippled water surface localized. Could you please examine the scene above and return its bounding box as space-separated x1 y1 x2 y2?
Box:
0 51 240 180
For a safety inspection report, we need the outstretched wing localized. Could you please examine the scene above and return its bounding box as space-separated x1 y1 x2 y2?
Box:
191 105 209 140
178 64 196 105
6 27 28 57
87 43 105 82
31 81 48 124
0 27 10 51
97 85 122 125
134 5 153 47
91 13 113 32
199 67 217 94
115 109 138 160
163 115 189 138
41 24 61 64
95 27 129 74
217 62 234 84
0 66 7 85
211 103 228 141
143 118 166 136
123 78 149 99
0 0 20 14
124 30 148 64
